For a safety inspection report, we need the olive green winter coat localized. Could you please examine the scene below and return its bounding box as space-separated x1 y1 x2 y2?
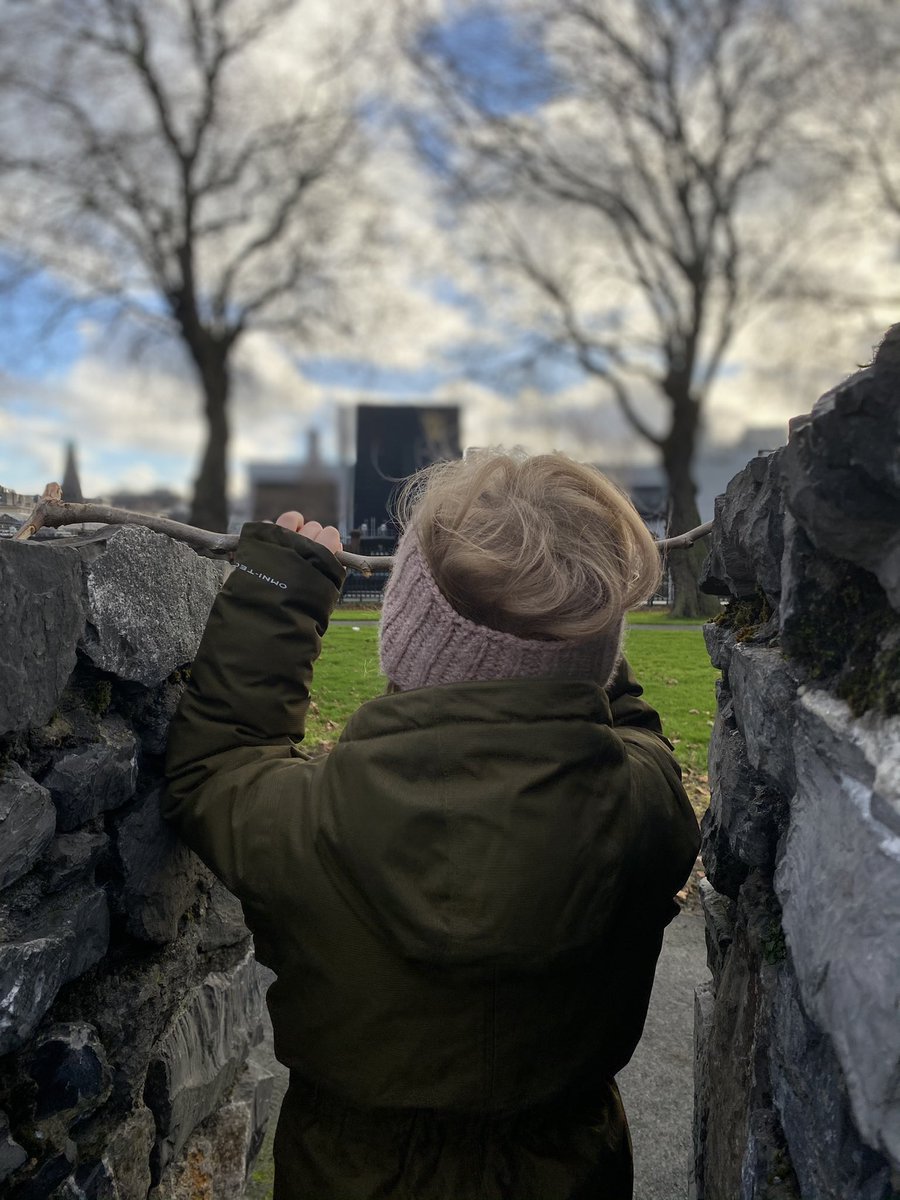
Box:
164 522 699 1200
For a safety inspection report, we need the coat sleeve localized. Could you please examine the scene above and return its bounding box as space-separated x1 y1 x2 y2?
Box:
163 521 345 932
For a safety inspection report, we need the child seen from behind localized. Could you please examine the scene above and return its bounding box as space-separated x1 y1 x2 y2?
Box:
164 448 700 1199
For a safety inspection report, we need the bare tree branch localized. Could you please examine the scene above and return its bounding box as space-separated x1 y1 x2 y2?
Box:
0 0 380 531
401 0 819 615
13 485 714 569
215 117 355 319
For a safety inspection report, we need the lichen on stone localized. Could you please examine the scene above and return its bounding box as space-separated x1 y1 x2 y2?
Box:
784 557 899 718
85 680 113 719
764 1145 802 1200
761 917 787 967
713 589 774 643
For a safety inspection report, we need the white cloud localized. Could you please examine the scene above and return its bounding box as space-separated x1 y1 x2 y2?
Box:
1 0 896 515
0 331 322 498
0 397 63 490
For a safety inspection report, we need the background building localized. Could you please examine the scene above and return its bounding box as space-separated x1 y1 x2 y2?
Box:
247 430 347 531
0 486 40 535
352 403 461 534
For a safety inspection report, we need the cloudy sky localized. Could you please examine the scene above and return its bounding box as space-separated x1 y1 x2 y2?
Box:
0 0 895 509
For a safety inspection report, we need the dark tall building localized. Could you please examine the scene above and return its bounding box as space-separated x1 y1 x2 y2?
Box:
62 442 84 503
352 404 461 533
248 430 343 530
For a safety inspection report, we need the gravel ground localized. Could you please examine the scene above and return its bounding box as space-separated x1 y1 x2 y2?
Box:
246 911 709 1199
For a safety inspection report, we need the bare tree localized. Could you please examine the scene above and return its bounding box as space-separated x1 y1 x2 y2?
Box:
813 0 900 225
403 0 820 615
0 0 381 530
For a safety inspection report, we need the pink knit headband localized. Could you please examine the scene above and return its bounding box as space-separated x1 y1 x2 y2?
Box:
378 531 625 691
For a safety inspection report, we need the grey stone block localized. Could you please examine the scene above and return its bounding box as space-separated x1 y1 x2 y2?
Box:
703 622 736 674
700 802 748 905
153 1048 277 1200
239 1042 279 1172
692 981 715 1200
114 786 211 944
79 526 224 686
62 1160 118 1200
43 717 138 833
25 1022 112 1121
700 451 785 604
779 513 845 666
693 875 768 1200
699 879 736 990
0 541 84 736
119 676 188 758
770 965 893 1200
781 363 900 612
0 887 109 1056
693 871 797 1200
775 687 900 1170
729 645 798 797
0 524 266 1199
50 923 208 1119
712 723 781 870
196 882 250 954
738 1110 797 1200
102 1103 156 1200
703 706 751 900
0 762 56 892
144 950 265 1177
779 511 899 718
0 1110 27 1183
40 829 108 894
6 1139 75 1200
702 708 787 902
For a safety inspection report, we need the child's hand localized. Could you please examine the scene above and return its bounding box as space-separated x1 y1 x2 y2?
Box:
275 511 342 558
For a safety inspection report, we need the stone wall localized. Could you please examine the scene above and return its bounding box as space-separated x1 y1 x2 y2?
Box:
693 332 900 1199
0 527 274 1198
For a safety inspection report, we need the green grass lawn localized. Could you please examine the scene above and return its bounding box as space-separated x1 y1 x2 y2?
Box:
626 610 709 625
623 626 718 772
306 621 718 776
304 626 384 745
333 607 711 625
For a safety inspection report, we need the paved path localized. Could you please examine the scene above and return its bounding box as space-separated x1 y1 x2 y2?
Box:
248 911 708 1199
618 909 708 1200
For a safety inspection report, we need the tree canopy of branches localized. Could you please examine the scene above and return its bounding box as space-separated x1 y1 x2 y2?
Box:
405 0 818 615
813 0 900 228
0 0 381 530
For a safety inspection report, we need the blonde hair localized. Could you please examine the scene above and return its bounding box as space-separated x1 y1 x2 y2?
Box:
394 448 662 640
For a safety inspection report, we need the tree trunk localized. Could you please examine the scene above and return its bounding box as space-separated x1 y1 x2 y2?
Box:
660 394 720 620
188 345 231 533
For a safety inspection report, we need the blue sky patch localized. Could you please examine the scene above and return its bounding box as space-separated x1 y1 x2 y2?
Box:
0 263 85 380
419 3 556 118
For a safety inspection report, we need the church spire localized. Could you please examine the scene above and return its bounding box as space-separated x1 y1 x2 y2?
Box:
61 442 84 503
